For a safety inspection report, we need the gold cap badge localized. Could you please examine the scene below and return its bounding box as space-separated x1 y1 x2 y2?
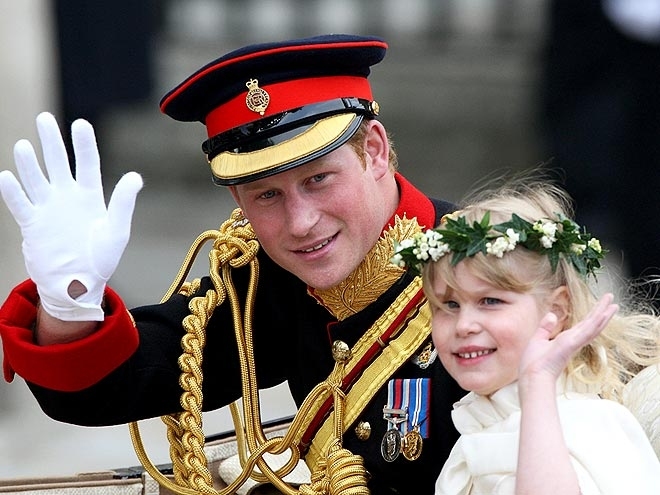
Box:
245 78 270 115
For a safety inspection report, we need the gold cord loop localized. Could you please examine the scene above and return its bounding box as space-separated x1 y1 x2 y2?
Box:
129 208 370 494
296 357 369 495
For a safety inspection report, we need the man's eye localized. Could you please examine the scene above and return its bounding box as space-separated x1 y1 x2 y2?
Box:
259 190 277 200
310 173 327 183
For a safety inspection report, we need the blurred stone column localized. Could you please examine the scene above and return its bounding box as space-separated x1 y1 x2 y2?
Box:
0 1 57 410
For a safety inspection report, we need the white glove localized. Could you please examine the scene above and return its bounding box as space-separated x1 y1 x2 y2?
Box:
0 112 143 321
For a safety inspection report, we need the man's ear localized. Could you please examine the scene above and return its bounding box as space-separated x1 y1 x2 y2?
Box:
548 286 570 337
363 120 390 179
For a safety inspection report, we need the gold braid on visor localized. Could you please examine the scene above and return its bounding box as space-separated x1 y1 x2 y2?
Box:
209 113 360 185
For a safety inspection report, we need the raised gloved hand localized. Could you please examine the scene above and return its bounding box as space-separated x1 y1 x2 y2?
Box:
0 112 143 321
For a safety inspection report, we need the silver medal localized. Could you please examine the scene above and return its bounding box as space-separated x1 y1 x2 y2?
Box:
381 428 402 462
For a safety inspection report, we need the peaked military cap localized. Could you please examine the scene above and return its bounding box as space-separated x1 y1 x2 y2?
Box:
160 34 388 185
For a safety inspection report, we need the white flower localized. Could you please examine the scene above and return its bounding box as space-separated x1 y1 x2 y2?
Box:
539 221 558 238
421 230 450 261
428 242 451 261
414 245 430 261
424 229 444 247
505 228 520 245
486 237 510 258
571 243 586 255
397 238 416 250
534 220 558 248
486 229 519 258
390 253 405 267
588 238 602 253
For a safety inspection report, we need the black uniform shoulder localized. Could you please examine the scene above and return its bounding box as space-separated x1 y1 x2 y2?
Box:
431 197 457 226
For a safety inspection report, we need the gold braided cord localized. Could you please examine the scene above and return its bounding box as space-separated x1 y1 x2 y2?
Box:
162 413 189 485
229 401 249 467
159 230 227 302
129 421 203 495
130 210 251 495
218 242 325 495
129 208 371 494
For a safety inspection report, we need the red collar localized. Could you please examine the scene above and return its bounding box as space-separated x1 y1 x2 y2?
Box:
385 173 435 231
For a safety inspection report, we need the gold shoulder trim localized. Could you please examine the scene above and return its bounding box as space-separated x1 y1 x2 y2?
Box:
310 215 423 320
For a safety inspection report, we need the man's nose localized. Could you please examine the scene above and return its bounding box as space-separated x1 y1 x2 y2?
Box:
284 193 319 238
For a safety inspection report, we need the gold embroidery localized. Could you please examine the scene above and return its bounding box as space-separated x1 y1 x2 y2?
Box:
310 215 423 320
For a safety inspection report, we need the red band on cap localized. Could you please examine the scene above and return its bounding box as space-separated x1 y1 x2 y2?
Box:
205 75 373 137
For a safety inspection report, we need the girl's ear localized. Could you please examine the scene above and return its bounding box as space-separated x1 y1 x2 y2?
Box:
547 286 570 338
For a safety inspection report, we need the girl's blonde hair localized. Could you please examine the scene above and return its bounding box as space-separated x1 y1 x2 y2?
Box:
423 172 660 401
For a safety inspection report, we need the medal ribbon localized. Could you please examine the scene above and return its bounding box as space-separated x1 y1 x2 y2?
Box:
387 378 430 437
406 378 430 438
385 378 407 430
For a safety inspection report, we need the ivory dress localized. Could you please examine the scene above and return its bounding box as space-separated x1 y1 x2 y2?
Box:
435 375 660 494
623 364 660 459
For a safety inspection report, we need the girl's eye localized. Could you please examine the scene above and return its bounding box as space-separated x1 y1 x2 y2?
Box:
445 300 459 310
483 297 502 306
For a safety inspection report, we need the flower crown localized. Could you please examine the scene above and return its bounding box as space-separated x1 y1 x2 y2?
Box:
390 211 605 278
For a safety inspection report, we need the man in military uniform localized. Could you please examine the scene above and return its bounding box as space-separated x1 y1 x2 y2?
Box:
0 35 465 494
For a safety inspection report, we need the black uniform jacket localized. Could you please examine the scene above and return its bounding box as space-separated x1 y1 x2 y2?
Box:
1 178 465 494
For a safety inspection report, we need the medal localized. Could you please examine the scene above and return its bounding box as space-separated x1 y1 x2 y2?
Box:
380 428 402 462
383 378 431 462
382 402 406 462
401 426 423 461
381 406 407 462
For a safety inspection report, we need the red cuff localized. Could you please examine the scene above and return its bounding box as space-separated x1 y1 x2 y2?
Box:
0 279 139 392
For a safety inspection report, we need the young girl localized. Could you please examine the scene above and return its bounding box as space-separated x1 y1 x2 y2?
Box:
391 178 660 494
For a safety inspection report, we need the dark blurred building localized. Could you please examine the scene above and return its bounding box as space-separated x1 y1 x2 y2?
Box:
52 0 159 125
539 0 660 285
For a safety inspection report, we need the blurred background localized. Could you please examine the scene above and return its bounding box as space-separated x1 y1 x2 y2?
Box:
1 0 659 480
